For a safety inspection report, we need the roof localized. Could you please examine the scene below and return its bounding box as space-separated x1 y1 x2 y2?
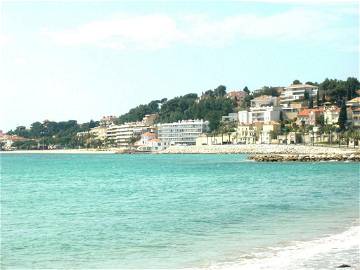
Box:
347 97 360 103
298 108 324 117
142 132 156 137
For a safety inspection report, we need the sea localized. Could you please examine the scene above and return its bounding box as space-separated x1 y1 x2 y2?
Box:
1 153 359 269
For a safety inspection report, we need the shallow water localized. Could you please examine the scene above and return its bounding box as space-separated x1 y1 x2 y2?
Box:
1 154 359 269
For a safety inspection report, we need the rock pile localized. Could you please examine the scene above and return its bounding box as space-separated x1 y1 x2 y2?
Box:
249 153 360 162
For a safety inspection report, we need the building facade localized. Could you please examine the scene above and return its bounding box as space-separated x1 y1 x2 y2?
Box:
238 106 281 124
157 119 209 145
280 83 318 105
106 122 150 146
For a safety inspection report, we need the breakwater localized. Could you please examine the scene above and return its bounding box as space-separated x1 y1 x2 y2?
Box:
249 153 360 162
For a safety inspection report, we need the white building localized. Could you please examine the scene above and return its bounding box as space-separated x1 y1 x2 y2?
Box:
106 122 150 146
323 106 340 125
238 106 281 124
222 113 238 122
157 119 209 145
280 83 318 105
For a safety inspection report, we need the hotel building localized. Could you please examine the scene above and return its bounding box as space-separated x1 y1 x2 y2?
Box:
157 119 209 145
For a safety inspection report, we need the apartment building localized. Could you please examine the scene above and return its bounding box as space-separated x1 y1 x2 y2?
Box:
238 106 281 124
280 83 318 105
157 119 209 145
106 122 150 146
347 97 360 129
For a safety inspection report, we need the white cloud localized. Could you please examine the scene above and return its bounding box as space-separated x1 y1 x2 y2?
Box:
42 8 356 50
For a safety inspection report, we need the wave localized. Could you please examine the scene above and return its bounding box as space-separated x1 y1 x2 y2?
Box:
190 223 360 270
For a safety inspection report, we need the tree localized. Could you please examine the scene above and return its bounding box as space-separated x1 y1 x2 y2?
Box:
214 85 227 97
308 96 313 108
243 86 250 94
345 77 360 100
338 100 347 131
293 80 301 85
304 91 310 100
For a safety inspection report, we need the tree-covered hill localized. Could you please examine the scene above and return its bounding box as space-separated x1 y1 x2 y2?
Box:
6 77 359 149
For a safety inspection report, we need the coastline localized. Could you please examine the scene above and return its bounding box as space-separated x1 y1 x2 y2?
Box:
0 149 117 154
2 145 359 158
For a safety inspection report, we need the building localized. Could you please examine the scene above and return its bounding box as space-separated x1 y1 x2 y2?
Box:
347 97 360 129
89 126 107 140
226 90 247 105
100 116 117 127
238 94 281 125
251 95 279 107
222 113 239 122
157 119 209 145
238 106 281 124
280 83 318 105
259 122 281 144
138 138 164 151
135 132 157 146
236 123 262 144
106 122 150 146
296 108 324 126
142 114 158 125
323 106 340 125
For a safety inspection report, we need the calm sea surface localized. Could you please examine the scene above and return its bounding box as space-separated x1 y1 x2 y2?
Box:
1 154 359 269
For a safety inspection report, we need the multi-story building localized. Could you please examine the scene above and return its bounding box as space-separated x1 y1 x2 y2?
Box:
236 123 262 144
296 108 324 126
89 126 107 140
280 83 318 106
238 106 281 124
157 119 209 145
259 122 281 144
222 113 239 122
106 122 150 146
347 97 360 129
238 95 281 124
323 106 340 125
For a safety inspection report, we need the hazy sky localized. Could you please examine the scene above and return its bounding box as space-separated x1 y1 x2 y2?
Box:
0 1 359 131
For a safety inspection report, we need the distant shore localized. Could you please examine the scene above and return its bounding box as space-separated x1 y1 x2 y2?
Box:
2 145 360 162
0 149 116 154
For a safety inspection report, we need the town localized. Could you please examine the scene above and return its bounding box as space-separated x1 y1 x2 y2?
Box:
1 79 359 152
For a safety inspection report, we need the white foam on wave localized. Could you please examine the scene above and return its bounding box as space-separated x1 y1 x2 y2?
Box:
190 224 360 270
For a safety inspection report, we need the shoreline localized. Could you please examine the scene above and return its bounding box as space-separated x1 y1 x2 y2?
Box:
2 145 360 162
0 149 117 154
205 223 360 270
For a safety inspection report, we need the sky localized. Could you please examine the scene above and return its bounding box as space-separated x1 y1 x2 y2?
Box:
0 0 359 132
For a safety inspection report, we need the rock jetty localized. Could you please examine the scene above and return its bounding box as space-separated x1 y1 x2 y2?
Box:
159 144 360 162
249 153 360 162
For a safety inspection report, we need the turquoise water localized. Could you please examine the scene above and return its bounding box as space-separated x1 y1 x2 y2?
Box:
1 154 359 269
